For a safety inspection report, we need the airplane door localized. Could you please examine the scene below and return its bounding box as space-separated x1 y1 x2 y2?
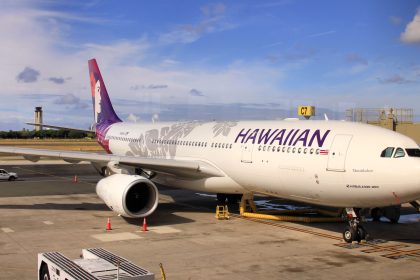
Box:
327 134 353 172
241 144 254 163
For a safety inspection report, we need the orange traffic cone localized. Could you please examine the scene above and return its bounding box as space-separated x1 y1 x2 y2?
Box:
142 217 148 232
106 217 112 231
73 175 78 183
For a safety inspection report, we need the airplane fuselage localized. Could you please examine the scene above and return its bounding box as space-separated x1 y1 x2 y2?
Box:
103 119 420 208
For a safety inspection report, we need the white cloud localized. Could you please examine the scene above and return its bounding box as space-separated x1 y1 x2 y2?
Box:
308 30 336 38
158 3 235 45
48 77 66 84
377 74 411 84
4 1 418 129
189 89 205 97
389 16 402 25
346 53 368 65
400 8 420 44
16 67 41 83
0 1 288 129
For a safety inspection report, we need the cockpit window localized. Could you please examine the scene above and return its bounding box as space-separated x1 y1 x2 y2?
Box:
380 147 394 158
406 148 420 157
394 148 405 158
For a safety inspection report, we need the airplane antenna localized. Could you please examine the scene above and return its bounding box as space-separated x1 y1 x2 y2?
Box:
324 113 329 121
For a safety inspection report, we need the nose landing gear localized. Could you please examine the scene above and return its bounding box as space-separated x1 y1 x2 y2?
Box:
343 208 368 243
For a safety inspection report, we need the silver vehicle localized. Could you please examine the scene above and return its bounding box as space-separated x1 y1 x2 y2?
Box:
0 169 18 181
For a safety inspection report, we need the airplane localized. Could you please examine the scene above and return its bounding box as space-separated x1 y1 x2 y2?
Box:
1 58 419 243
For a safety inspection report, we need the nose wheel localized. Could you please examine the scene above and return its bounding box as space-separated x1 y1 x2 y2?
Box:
343 208 368 243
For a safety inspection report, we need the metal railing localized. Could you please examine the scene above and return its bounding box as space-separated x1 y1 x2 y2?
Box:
345 108 413 124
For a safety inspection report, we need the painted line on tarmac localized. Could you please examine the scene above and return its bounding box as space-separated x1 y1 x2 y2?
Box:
13 166 97 186
43 221 54 225
4 179 72 183
1 227 14 233
6 179 97 183
91 232 143 242
138 226 182 234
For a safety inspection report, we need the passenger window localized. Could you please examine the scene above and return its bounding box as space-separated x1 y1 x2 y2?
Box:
298 148 302 154
304 148 307 154
310 148 314 154
277 146 281 152
394 148 405 158
282 147 286 152
272 146 276 152
380 147 394 158
258 145 261 151
292 147 296 153
287 147 291 153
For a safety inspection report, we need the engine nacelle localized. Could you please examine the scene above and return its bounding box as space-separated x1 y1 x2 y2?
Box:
96 174 159 218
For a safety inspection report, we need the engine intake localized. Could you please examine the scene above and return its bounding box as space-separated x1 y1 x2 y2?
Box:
96 174 159 218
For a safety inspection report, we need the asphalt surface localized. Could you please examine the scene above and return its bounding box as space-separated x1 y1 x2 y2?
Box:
0 162 419 279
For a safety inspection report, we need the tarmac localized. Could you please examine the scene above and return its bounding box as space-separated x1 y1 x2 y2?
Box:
0 161 419 279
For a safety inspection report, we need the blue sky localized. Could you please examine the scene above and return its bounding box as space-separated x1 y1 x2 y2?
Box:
1 0 420 130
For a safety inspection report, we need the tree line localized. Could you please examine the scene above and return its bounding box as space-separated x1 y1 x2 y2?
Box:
0 129 93 139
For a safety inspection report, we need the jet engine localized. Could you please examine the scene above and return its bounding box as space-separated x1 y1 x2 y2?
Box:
96 174 159 218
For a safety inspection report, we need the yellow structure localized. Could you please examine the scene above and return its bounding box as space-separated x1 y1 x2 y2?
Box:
159 263 166 280
298 106 315 119
215 205 230 220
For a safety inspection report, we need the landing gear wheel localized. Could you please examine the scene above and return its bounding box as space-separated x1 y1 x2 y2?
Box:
356 226 367 242
343 226 357 243
343 208 369 243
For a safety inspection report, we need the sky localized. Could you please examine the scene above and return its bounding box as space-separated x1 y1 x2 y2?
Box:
1 0 420 130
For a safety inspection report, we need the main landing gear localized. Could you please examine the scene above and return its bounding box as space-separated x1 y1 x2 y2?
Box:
343 208 368 243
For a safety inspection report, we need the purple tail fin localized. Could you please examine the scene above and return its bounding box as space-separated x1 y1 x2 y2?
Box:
88 59 121 152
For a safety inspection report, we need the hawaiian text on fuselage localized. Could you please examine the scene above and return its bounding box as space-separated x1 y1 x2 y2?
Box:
234 128 331 147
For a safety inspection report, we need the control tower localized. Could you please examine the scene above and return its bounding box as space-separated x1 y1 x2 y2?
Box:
34 106 43 131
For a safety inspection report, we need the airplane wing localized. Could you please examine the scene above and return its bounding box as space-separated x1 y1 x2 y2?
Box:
26 123 94 133
0 147 224 179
